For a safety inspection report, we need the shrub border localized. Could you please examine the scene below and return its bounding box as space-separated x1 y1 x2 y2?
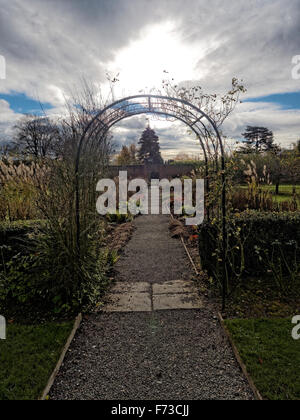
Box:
40 313 82 400
218 312 263 401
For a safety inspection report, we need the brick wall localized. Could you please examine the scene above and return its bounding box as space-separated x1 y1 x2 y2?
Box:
108 164 195 180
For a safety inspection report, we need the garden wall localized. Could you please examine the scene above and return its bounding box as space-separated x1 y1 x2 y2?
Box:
108 164 195 180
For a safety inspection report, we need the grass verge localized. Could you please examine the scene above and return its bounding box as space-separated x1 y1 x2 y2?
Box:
238 184 300 204
0 321 73 400
225 318 300 400
226 276 300 319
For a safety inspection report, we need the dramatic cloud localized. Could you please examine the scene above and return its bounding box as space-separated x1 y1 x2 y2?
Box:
225 102 300 147
0 100 22 139
0 0 299 152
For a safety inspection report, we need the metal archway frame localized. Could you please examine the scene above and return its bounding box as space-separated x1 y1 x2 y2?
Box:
75 94 227 309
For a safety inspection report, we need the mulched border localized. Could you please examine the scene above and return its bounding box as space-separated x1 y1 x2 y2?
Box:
170 214 199 276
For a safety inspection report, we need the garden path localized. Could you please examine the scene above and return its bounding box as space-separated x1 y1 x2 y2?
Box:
50 215 254 400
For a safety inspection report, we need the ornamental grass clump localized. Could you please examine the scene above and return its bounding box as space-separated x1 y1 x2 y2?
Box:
0 159 46 221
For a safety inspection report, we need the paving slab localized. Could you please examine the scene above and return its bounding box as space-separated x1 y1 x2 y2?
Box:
110 282 150 294
153 279 197 295
153 292 203 311
103 292 152 312
106 279 200 312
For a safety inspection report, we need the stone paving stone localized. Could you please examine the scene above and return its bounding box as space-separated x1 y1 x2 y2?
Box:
153 292 203 311
110 282 150 294
152 279 197 295
103 292 152 312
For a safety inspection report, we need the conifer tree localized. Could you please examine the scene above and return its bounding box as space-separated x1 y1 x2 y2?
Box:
137 126 163 164
239 126 275 153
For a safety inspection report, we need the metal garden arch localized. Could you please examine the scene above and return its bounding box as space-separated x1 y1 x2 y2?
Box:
75 94 227 308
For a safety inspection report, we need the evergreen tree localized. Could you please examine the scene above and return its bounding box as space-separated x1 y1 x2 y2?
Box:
138 126 163 164
239 126 275 153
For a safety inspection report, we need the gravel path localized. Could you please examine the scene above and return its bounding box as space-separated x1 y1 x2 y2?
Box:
114 215 193 284
50 215 254 400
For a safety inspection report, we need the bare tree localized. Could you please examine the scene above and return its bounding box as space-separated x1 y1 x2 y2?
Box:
57 77 114 163
14 115 60 159
160 76 246 164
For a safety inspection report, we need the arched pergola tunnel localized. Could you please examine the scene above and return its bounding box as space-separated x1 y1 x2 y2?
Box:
75 94 228 309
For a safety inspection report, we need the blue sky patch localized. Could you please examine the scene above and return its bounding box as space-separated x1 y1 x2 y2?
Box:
0 92 53 114
245 92 300 110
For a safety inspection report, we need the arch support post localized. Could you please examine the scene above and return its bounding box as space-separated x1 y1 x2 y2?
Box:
209 125 227 312
221 168 227 311
75 169 80 259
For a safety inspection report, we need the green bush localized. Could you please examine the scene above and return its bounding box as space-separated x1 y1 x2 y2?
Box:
0 222 111 317
0 153 116 318
199 211 300 289
0 220 44 263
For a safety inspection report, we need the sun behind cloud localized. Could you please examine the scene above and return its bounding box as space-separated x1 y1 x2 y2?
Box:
107 21 203 94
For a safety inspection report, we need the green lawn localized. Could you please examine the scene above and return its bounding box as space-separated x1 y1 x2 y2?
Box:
225 318 300 400
238 184 300 205
239 183 299 194
266 185 300 204
0 321 73 400
239 184 300 193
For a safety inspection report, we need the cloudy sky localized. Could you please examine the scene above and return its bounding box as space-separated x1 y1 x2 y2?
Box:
0 0 299 158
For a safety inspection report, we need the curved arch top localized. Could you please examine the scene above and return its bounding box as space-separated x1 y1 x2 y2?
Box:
75 94 225 167
74 93 228 309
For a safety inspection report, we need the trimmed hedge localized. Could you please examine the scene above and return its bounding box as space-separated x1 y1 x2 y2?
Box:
199 211 300 279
